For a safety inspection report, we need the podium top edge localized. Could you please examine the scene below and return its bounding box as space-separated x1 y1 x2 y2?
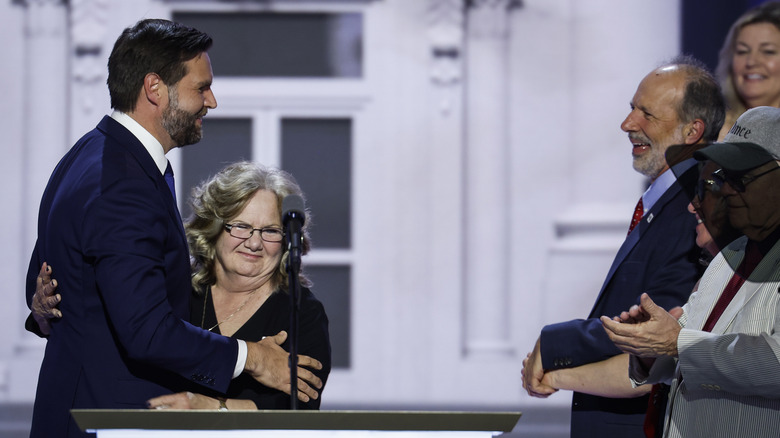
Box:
70 409 522 432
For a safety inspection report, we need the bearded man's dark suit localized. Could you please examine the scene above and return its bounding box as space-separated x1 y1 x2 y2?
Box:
25 116 237 438
540 162 702 437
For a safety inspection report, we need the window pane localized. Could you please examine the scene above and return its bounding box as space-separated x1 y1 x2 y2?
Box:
173 12 362 78
281 118 351 249
180 118 253 220
306 265 351 369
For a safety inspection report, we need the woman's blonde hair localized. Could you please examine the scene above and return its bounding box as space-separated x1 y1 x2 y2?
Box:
716 2 780 126
185 161 312 294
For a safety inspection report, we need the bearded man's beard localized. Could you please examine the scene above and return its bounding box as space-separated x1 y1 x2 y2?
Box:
162 88 204 147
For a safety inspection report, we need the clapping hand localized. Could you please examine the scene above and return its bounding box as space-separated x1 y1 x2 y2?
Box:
601 293 681 358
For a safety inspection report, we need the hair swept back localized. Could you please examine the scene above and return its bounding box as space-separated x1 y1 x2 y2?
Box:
107 18 213 112
661 54 726 142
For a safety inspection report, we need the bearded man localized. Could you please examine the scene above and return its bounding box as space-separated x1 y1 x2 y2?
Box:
25 19 321 438
522 56 725 437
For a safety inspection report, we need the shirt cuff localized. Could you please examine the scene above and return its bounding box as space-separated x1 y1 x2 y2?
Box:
628 354 651 387
233 340 247 379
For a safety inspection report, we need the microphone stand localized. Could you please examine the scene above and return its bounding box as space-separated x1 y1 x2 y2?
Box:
286 222 303 410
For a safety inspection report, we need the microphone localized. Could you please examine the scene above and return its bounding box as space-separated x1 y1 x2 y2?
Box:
282 194 306 277
282 194 306 251
281 194 306 409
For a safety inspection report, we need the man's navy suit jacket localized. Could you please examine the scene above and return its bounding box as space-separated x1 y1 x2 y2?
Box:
540 163 702 437
26 116 238 437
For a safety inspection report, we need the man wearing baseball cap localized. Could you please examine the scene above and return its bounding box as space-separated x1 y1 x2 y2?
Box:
602 106 780 437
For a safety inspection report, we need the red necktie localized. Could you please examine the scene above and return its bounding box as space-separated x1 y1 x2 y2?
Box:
628 197 644 235
644 384 664 438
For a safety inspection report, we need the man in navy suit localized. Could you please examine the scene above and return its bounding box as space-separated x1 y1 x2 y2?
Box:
25 19 321 438
521 57 726 437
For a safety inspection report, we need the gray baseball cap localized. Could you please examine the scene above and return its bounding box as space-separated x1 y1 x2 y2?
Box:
694 106 780 172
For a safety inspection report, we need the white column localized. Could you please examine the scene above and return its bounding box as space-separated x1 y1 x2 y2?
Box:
11 0 69 401
21 0 69 313
22 0 69 258
427 0 468 380
541 0 682 327
70 0 111 144
463 0 516 358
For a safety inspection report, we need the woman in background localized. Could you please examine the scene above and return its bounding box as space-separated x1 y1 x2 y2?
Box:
717 1 780 139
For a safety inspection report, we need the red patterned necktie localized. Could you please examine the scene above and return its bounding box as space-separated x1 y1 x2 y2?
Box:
632 196 648 436
628 197 644 235
644 384 663 438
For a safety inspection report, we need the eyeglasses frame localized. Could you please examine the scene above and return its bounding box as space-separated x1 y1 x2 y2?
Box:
223 223 285 243
712 165 780 193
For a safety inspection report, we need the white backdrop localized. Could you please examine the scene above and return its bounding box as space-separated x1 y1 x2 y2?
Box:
0 0 680 422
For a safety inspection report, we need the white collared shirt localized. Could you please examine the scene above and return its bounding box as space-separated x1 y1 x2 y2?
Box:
641 158 697 214
110 111 168 175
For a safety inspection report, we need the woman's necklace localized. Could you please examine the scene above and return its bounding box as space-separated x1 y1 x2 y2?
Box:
201 286 258 332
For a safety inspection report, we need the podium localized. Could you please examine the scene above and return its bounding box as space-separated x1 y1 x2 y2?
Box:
71 409 522 438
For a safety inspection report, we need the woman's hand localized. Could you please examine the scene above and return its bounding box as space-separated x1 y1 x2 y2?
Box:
32 262 61 335
146 392 219 410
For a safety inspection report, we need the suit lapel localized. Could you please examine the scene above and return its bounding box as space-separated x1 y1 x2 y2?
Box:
593 162 698 309
594 174 685 302
684 239 744 330
96 116 188 245
712 240 780 333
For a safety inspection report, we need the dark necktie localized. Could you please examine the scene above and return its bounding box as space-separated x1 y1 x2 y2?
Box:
702 241 762 332
164 161 177 202
628 197 644 235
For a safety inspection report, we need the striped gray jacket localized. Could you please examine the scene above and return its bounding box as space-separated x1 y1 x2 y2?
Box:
631 236 780 438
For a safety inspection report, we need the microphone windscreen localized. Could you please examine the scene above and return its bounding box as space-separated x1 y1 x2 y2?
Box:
282 195 306 224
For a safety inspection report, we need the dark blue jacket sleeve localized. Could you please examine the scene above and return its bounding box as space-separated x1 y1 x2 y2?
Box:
540 187 701 370
83 173 238 391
